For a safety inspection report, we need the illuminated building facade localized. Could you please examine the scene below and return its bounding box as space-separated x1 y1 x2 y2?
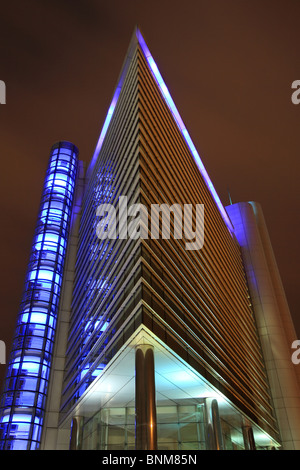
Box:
1 27 300 451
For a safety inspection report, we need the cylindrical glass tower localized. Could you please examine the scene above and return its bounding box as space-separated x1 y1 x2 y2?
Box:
0 141 78 450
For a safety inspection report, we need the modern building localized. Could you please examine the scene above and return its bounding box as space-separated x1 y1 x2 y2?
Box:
1 27 300 451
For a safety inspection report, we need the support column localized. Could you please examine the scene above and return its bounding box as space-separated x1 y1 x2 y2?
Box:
135 345 157 450
205 398 224 450
69 416 83 450
242 422 256 450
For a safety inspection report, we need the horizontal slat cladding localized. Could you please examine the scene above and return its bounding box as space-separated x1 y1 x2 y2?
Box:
136 47 277 435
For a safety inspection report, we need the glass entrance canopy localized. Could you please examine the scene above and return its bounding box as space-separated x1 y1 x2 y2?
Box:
59 327 279 451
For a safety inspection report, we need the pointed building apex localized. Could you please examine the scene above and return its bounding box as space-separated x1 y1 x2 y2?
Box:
88 28 234 233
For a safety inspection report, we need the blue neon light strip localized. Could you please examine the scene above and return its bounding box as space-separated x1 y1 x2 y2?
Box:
137 29 233 233
0 142 78 450
88 88 122 177
88 28 233 233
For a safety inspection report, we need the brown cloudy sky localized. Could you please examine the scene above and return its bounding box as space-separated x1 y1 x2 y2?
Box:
0 0 299 389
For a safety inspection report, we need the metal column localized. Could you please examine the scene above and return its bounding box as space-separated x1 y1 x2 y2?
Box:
205 398 224 450
69 416 83 450
242 422 256 450
135 345 157 450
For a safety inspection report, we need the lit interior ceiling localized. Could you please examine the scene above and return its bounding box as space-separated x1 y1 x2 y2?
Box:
61 326 278 448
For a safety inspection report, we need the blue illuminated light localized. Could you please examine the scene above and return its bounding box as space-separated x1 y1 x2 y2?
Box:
88 88 122 174
136 29 234 233
0 142 78 450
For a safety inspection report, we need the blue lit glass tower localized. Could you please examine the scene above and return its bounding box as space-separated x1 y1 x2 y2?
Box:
0 142 78 450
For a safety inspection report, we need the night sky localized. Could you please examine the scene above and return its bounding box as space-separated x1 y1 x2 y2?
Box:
0 0 299 391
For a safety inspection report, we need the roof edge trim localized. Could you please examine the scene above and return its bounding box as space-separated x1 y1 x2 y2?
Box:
87 27 234 234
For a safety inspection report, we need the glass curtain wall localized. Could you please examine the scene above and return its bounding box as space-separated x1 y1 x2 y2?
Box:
81 403 247 450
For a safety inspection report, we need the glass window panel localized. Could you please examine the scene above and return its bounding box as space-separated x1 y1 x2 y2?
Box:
157 423 178 441
157 406 177 423
179 422 198 442
178 405 197 422
107 426 125 446
9 440 29 450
